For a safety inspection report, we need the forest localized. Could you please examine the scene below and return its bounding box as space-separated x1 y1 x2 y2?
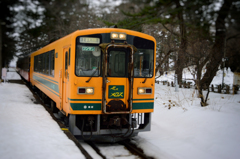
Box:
1 0 240 106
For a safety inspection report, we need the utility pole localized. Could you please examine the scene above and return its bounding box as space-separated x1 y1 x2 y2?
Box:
222 37 226 90
0 20 6 81
175 74 179 92
0 19 2 80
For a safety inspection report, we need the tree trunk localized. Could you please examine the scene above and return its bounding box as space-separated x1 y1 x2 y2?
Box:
200 0 233 88
175 0 187 83
196 63 209 106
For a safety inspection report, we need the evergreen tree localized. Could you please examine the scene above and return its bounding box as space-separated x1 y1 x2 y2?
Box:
18 0 104 56
0 0 19 78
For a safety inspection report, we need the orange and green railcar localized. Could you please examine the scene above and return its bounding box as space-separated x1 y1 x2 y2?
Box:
29 28 156 142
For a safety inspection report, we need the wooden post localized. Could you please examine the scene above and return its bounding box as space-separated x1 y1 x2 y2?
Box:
187 82 191 88
179 82 182 88
183 82 187 88
211 84 214 92
233 85 239 94
226 85 230 94
218 84 222 93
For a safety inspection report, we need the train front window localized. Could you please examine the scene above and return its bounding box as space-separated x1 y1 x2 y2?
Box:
108 50 126 77
75 45 101 77
133 49 154 77
133 36 154 78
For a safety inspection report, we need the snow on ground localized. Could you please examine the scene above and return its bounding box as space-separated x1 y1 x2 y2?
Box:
157 67 234 87
0 70 240 159
0 73 84 159
134 67 240 159
135 85 240 159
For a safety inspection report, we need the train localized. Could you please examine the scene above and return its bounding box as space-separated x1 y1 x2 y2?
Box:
17 28 156 142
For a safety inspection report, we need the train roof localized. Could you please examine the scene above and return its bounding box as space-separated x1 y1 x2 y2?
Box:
30 28 156 56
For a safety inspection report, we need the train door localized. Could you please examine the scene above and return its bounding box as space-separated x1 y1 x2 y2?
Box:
102 45 134 114
107 49 128 107
62 47 70 108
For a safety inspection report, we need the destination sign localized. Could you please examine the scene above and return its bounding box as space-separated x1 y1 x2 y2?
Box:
82 46 95 51
80 37 100 44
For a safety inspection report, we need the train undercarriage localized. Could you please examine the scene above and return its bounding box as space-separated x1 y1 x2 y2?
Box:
69 113 151 142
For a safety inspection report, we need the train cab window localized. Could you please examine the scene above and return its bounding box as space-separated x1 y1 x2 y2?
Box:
108 50 126 77
65 51 68 70
133 37 154 78
69 48 71 66
75 45 101 77
133 50 154 77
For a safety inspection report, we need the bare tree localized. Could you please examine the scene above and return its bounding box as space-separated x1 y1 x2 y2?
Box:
199 0 233 90
186 36 212 106
141 24 178 77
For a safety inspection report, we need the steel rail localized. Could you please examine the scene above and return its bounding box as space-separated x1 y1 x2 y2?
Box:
119 140 154 159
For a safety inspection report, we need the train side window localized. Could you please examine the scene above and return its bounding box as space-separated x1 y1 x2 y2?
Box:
34 50 55 76
43 53 46 74
34 56 37 72
38 54 42 73
50 50 55 76
46 52 49 75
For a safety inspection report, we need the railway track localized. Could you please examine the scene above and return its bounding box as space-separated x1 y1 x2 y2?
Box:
80 139 154 159
120 140 154 159
20 78 154 159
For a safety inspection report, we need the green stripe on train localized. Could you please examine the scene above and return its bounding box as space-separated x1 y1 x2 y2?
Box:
133 98 154 101
70 103 102 110
132 102 154 109
34 73 58 84
33 75 59 93
70 102 154 111
69 98 102 101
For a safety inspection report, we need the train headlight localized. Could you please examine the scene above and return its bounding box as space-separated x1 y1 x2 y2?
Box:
78 87 94 94
86 88 94 94
110 32 127 40
111 33 118 39
119 33 126 39
138 88 145 94
138 87 152 94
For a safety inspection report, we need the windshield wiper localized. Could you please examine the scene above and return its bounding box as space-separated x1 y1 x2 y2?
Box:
142 77 147 83
86 62 99 83
142 62 152 84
